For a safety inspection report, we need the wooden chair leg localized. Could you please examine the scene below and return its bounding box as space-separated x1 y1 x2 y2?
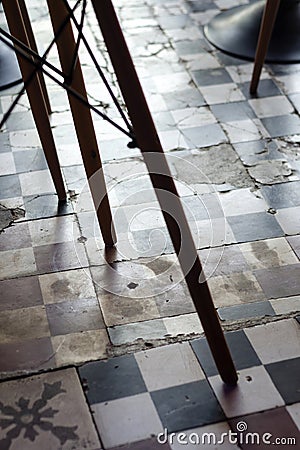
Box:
250 0 281 94
17 0 52 115
92 0 238 385
46 0 116 248
2 0 66 202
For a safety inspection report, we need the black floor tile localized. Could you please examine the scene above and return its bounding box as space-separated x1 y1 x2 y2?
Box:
79 354 147 404
191 330 261 377
151 379 225 432
266 357 300 404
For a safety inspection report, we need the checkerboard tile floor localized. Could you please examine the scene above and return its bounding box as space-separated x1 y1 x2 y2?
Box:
0 0 300 447
0 319 298 449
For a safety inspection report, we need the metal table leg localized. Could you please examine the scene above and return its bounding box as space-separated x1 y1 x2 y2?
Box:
2 0 66 202
92 0 238 385
46 0 116 248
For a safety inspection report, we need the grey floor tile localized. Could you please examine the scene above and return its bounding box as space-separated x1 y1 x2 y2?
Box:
233 140 282 165
0 133 11 153
162 88 206 109
0 221 31 251
108 319 168 345
227 212 284 243
0 275 43 311
0 368 101 449
13 148 48 173
0 337 55 373
0 174 21 199
261 114 300 137
229 407 299 449
46 298 105 336
245 319 300 364
23 194 73 220
287 235 300 259
254 264 300 299
5 111 35 132
239 79 283 99
92 393 162 449
182 123 227 148
261 181 300 209
218 301 275 321
174 39 207 56
210 366 284 418
192 68 233 87
211 101 256 122
135 342 205 391
157 15 192 30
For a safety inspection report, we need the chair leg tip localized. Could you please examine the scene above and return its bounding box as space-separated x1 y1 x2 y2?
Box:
222 374 239 386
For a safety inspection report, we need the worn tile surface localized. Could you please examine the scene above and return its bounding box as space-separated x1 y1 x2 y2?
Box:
0 369 101 449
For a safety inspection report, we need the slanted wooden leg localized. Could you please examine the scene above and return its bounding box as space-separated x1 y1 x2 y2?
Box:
92 0 238 385
250 0 281 94
2 0 66 201
46 0 116 248
18 0 52 114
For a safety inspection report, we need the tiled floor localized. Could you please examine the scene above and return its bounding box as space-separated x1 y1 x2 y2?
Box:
0 0 300 448
0 320 299 449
